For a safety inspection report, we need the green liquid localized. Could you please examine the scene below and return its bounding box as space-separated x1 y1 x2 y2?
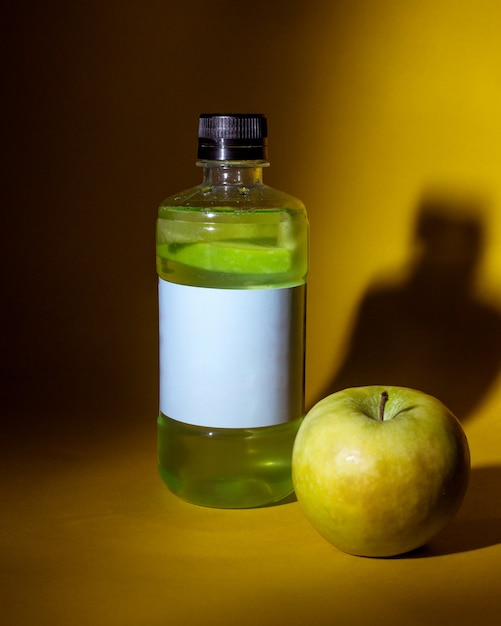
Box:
157 205 307 508
157 414 303 508
156 206 308 288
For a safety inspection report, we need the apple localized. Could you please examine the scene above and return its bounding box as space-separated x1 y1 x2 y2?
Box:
157 241 292 274
292 385 470 557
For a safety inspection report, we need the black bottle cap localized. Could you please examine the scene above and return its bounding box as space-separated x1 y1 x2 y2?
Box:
197 113 268 161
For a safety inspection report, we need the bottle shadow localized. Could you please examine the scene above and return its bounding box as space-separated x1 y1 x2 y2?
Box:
397 465 501 557
316 189 501 421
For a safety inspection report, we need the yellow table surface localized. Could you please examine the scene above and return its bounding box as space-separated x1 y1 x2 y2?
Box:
2 399 500 626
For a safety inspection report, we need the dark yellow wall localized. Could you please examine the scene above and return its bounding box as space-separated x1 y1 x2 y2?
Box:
3 0 501 433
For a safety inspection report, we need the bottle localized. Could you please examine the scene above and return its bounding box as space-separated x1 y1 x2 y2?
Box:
156 113 309 508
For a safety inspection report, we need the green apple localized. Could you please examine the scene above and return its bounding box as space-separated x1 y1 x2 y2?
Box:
157 241 292 274
292 385 470 557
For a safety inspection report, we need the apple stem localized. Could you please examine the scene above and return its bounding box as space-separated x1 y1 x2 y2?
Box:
379 391 389 421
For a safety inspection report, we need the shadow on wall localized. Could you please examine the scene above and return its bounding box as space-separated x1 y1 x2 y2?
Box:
316 189 501 421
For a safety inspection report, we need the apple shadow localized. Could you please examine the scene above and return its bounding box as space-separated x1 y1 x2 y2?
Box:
316 189 501 421
396 465 501 558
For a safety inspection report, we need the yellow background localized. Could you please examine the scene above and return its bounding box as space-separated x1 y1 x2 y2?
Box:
2 1 501 625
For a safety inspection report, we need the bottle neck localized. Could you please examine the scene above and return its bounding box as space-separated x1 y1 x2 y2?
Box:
198 161 268 187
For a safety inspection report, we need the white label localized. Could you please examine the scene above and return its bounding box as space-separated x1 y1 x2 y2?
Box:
158 279 305 428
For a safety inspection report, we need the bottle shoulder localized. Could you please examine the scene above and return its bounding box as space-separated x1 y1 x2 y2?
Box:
159 183 305 212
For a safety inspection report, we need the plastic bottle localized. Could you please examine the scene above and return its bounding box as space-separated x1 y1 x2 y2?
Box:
156 113 309 508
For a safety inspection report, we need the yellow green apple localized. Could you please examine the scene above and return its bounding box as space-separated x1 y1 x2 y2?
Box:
156 241 291 274
292 385 470 557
